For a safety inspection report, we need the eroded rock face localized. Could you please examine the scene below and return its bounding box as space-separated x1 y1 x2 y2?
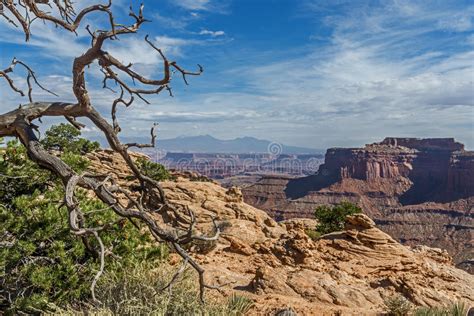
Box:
197 203 474 314
242 138 474 273
85 150 474 315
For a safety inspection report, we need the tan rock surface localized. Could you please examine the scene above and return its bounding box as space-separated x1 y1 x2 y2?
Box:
86 150 474 315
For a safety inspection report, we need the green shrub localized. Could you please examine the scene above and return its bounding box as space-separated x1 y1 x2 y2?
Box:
41 123 99 154
314 202 362 235
0 126 230 315
414 301 468 316
0 138 89 205
0 125 93 205
227 294 254 315
0 132 165 314
61 151 90 173
0 139 51 204
305 229 321 240
384 295 412 316
0 187 163 314
136 156 170 181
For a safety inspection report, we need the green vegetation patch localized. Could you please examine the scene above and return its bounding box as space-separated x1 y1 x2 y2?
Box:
0 125 171 314
313 201 362 235
136 156 171 181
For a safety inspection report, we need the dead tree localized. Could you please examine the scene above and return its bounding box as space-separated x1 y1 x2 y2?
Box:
0 0 218 303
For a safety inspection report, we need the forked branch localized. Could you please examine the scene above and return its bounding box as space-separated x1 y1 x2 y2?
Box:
0 57 57 102
1 0 114 40
0 0 219 304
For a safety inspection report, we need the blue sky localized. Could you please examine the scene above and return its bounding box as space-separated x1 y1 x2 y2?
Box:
1 0 473 149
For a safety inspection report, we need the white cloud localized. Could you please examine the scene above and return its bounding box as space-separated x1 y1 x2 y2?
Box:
169 0 229 13
438 13 474 32
131 110 260 123
153 12 189 29
153 36 198 57
171 0 474 148
199 29 225 37
172 0 211 11
0 19 89 59
1 0 473 149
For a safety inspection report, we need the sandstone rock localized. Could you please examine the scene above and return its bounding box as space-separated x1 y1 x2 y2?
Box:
85 150 474 314
275 307 298 316
223 236 255 256
225 186 243 203
281 218 318 231
250 266 296 296
345 213 376 229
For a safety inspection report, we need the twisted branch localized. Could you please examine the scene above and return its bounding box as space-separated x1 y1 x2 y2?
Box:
0 57 57 102
0 0 220 304
1 0 114 40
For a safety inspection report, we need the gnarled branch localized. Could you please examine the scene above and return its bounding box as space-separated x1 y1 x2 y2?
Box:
0 0 218 304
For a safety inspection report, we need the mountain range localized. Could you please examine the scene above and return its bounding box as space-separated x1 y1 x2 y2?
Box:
115 135 323 154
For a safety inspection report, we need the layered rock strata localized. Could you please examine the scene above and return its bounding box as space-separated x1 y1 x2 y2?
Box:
242 138 474 273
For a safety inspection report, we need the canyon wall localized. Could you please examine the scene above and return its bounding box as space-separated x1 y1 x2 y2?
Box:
242 138 474 272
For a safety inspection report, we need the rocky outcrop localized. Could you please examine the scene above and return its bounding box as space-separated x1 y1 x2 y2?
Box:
85 149 474 314
380 137 464 151
242 138 474 273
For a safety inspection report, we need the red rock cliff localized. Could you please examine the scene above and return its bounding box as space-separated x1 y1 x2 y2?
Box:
242 138 474 273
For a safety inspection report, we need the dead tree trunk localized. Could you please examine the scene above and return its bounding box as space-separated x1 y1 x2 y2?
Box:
0 0 217 302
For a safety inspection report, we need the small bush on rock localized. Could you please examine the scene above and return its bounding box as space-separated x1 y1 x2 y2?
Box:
384 295 412 316
136 156 170 181
313 201 362 235
305 229 321 240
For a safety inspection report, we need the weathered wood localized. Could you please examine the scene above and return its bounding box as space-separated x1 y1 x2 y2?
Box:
0 1 215 303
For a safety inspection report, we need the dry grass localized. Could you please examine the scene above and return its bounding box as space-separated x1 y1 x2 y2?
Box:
49 260 253 316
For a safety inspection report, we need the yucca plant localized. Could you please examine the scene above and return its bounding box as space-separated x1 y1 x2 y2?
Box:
414 301 468 316
227 293 254 315
384 295 412 316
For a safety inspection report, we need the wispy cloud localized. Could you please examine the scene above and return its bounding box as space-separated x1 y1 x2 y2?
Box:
152 35 198 57
0 19 89 59
164 0 474 148
171 0 211 11
199 29 225 37
153 12 190 30
132 110 259 123
168 0 229 13
1 0 472 149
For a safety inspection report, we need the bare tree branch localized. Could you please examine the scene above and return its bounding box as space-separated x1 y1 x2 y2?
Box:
91 231 105 303
0 1 220 303
0 58 57 101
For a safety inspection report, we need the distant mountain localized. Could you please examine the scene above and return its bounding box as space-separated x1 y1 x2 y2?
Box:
118 135 323 154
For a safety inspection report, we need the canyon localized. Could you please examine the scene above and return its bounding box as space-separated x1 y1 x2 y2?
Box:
150 152 324 179
85 149 473 314
242 138 474 273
